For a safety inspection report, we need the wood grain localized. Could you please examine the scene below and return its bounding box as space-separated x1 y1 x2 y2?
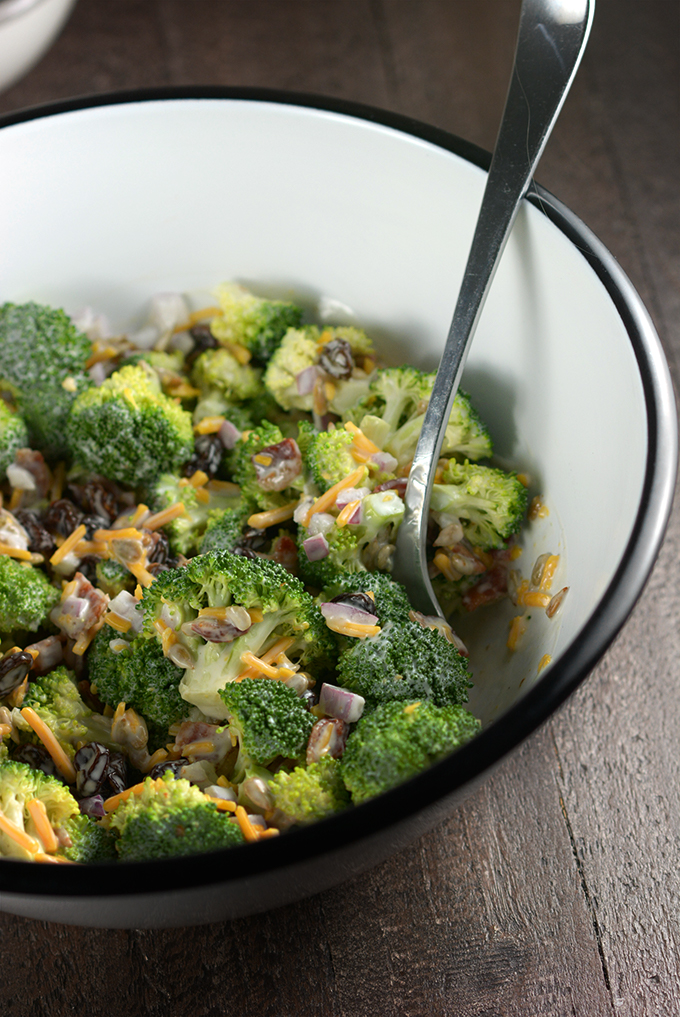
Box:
0 2 678 1014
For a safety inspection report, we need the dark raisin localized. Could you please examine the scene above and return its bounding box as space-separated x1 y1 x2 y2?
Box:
147 561 172 578
14 510 56 556
12 743 61 780
183 434 223 478
68 480 119 523
0 651 32 696
186 324 218 368
300 689 318 712
106 751 127 795
75 555 99 585
74 742 112 797
373 477 408 497
146 529 171 565
251 438 302 491
319 338 354 379
149 757 190 780
231 546 259 560
43 498 84 537
329 592 377 615
238 527 269 551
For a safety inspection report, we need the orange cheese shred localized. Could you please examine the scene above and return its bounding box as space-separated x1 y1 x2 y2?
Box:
235 805 261 843
49 524 87 566
0 543 33 561
247 502 299 529
302 465 367 527
143 502 187 531
194 416 226 435
0 812 40 854
20 708 76 784
26 798 59 854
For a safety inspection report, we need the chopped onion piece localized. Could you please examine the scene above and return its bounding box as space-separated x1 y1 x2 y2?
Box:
295 365 320 395
318 683 365 723
302 533 329 561
370 451 398 473
335 486 371 509
6 465 36 491
307 512 335 537
218 419 242 449
108 591 143 634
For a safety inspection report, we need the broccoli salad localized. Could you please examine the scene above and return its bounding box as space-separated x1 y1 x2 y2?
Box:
0 284 566 864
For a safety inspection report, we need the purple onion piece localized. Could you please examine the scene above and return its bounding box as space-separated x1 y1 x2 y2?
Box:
295 365 320 395
320 601 378 626
335 486 371 510
218 419 242 450
318 683 365 723
302 533 329 561
371 450 398 473
78 795 106 819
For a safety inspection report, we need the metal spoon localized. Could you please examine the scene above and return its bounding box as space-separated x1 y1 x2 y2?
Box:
390 0 595 616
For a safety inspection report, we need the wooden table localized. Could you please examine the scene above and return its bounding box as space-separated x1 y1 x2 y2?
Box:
1 2 678 1013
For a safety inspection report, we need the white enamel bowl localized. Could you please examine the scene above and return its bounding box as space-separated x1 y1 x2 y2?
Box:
0 0 77 93
0 90 675 927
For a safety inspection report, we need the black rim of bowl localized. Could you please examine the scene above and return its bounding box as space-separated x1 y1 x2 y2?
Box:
0 86 676 899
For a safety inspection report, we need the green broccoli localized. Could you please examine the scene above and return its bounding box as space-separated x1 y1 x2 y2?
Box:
58 811 118 863
296 525 364 588
320 571 413 624
304 428 357 492
141 551 336 718
210 282 303 364
0 557 59 634
0 760 79 859
66 364 194 486
0 401 29 480
200 499 256 555
0 302 92 460
88 628 189 746
108 772 245 861
349 366 432 432
95 558 136 598
226 422 304 512
268 756 349 829
263 326 324 412
191 347 263 403
341 699 481 804
21 666 119 759
219 677 314 783
192 388 255 434
336 620 472 709
385 388 493 468
430 460 528 550
148 471 242 556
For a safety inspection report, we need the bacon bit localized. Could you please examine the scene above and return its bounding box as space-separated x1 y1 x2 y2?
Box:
247 502 299 529
0 542 32 561
335 498 361 529
143 502 187 531
235 805 261 842
49 523 87 566
507 615 527 651
303 465 367 528
26 798 58 853
537 654 552 673
0 812 40 854
194 415 226 435
20 707 77 783
85 345 118 369
528 496 549 520
539 554 560 592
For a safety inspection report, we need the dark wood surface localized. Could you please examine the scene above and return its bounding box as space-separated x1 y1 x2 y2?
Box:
1 2 678 1014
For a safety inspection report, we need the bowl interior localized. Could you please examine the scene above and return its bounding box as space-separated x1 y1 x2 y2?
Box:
0 97 647 725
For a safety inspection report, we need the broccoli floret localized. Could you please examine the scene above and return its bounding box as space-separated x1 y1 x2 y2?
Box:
0 557 59 634
0 302 92 460
296 525 364 588
351 366 432 432
431 460 528 550
58 812 117 863
200 499 256 555
0 402 29 480
305 428 356 492
219 677 314 782
341 699 481 804
385 388 493 467
95 558 136 598
263 326 323 412
192 388 254 434
21 666 118 759
88 629 189 745
226 422 303 512
320 571 412 624
108 772 245 861
142 551 336 719
336 620 472 709
268 756 349 829
0 760 79 859
66 364 194 486
191 347 263 403
210 282 304 364
148 471 242 557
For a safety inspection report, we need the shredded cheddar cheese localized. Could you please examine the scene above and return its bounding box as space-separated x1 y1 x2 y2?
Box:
144 502 187 531
247 502 299 529
0 812 40 854
20 707 77 783
26 798 58 854
49 524 87 566
194 416 226 435
303 465 367 527
0 543 33 561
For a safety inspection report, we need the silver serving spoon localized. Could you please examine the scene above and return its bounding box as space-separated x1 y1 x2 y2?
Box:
390 0 595 616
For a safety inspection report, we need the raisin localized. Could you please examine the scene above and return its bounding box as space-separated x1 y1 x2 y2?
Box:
319 338 354 379
43 498 84 537
186 324 218 368
0 651 32 696
14 510 56 556
183 433 223 478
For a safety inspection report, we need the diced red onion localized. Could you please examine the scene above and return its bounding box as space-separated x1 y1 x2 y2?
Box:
318 683 365 723
335 486 371 509
295 365 320 395
88 362 108 385
320 601 378 627
302 533 329 561
218 419 242 450
346 502 363 525
307 512 335 536
78 795 106 819
371 451 398 474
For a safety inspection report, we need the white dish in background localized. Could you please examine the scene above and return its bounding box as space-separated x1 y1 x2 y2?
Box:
0 92 675 927
0 0 76 93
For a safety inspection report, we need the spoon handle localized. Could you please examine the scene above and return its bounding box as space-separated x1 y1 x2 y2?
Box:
391 0 595 614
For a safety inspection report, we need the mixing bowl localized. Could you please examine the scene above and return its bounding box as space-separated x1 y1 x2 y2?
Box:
0 0 77 94
0 88 675 927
